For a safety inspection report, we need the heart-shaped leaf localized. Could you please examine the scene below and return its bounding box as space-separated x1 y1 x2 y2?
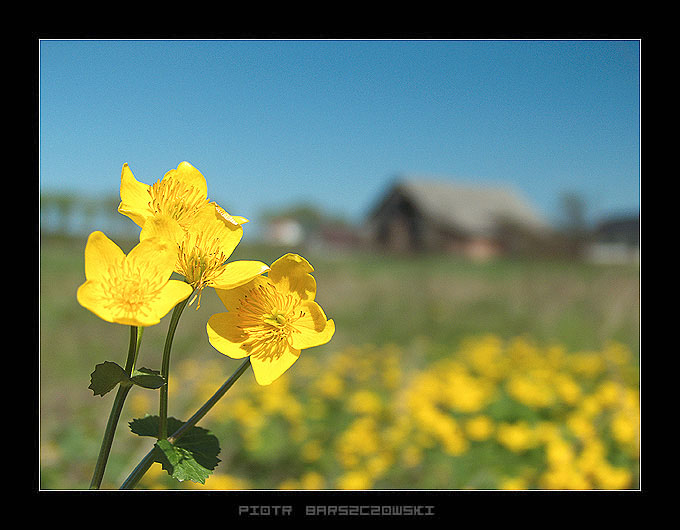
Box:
89 361 129 397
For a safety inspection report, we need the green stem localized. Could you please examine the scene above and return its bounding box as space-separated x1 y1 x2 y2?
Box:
119 357 251 490
158 293 193 440
89 325 142 489
169 357 251 443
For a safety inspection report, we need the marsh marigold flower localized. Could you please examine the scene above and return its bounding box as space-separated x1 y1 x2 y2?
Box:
206 253 335 385
140 202 269 301
119 161 268 302
118 161 247 230
76 231 193 326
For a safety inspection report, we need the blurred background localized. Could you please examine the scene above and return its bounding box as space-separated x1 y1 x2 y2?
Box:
39 38 640 490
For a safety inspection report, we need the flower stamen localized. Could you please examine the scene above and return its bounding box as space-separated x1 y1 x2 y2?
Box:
148 178 208 229
235 283 303 362
176 230 230 303
100 260 163 320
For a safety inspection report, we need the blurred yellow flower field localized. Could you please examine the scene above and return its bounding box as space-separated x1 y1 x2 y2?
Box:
136 334 638 490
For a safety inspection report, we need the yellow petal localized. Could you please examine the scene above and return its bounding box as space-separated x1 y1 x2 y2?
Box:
212 260 270 290
291 301 335 350
115 308 178 327
118 163 152 227
126 237 178 282
117 312 161 327
163 161 208 200
84 231 125 281
139 214 185 247
212 203 245 227
144 280 193 323
250 347 300 386
76 280 117 322
214 276 271 312
206 311 251 359
268 253 317 301
77 281 158 326
189 202 244 258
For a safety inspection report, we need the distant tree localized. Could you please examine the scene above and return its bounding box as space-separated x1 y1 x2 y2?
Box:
41 192 77 235
559 192 587 233
260 203 326 233
40 192 138 241
557 191 591 259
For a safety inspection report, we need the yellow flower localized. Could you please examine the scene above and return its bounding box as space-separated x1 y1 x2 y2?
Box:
553 373 582 405
499 476 529 490
119 161 269 302
314 372 344 399
118 161 247 230
576 439 607 474
506 372 555 409
300 471 325 490
566 413 596 441
337 470 373 490
460 334 507 380
539 465 591 490
465 415 495 441
76 231 193 326
595 380 624 408
278 479 299 490
139 462 170 489
141 202 269 298
337 417 381 459
441 369 493 413
348 390 383 416
193 473 251 490
207 253 335 385
545 438 576 468
496 421 538 453
591 462 633 490
610 410 639 445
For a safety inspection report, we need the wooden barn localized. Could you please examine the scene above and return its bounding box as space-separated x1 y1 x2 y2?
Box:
365 178 550 258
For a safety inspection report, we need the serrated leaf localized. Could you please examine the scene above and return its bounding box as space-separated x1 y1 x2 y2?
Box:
129 415 221 484
171 423 222 472
129 415 185 437
130 367 165 389
155 439 213 484
89 361 129 396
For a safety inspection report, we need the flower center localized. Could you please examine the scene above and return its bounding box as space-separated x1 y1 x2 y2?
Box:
100 260 162 319
147 178 208 229
236 282 303 361
176 231 229 301
262 308 288 327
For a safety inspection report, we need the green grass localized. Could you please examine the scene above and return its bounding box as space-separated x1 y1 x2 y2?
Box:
38 235 640 489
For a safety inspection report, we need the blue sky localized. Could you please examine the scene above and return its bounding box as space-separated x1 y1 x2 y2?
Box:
39 39 640 231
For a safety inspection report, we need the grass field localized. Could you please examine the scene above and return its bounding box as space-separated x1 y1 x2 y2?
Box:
39 235 640 490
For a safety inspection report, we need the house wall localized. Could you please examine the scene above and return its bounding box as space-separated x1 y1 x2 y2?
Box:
462 238 502 260
373 193 423 253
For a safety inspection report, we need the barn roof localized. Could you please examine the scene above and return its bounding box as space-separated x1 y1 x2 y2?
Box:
371 177 549 237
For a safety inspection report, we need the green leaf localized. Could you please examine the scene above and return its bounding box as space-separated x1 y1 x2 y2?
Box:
130 367 165 389
155 439 214 484
129 415 184 437
89 361 129 396
129 415 221 484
